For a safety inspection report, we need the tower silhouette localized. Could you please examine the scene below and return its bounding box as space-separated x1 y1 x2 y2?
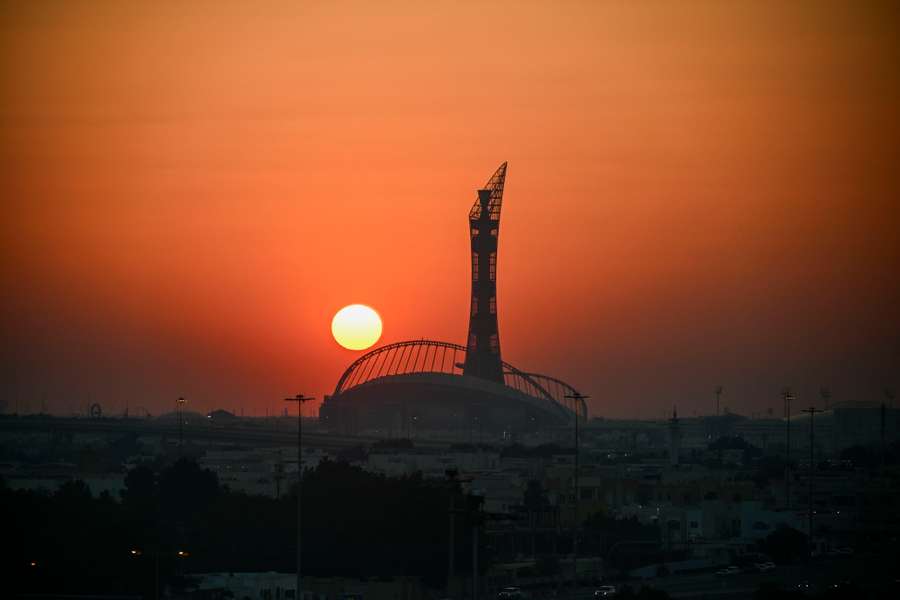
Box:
463 162 507 383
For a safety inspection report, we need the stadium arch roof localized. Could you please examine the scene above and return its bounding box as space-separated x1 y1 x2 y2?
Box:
332 339 587 421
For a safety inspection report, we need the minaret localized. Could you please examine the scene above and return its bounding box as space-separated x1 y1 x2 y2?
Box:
669 406 682 467
463 163 507 383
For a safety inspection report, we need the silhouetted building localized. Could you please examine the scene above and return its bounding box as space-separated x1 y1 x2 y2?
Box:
669 407 682 467
320 164 585 435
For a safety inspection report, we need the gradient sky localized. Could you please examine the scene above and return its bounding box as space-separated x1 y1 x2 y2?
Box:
2 1 898 419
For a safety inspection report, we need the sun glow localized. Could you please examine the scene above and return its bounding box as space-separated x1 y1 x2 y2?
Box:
331 304 383 351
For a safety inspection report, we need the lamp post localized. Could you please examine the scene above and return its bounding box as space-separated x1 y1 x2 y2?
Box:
801 406 820 559
177 396 186 454
129 547 159 600
284 393 314 600
564 392 589 590
783 388 794 510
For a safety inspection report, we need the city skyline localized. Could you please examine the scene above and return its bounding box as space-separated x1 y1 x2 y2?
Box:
2 1 899 418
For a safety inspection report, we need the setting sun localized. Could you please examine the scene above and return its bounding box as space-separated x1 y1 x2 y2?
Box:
331 304 383 351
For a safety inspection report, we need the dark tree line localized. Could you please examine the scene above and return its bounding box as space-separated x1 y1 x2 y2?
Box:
3 458 485 598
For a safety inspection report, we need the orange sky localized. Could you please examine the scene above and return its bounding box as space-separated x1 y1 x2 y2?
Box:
2 1 898 418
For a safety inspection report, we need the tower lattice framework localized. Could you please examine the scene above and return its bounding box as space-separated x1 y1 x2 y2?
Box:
463 162 507 382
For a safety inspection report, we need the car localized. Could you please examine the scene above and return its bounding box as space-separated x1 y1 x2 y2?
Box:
497 587 524 600
593 585 617 598
716 566 740 576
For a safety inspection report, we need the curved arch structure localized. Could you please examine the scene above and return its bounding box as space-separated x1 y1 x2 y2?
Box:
322 339 586 434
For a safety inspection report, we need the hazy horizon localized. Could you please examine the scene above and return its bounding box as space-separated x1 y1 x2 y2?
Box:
2 1 898 419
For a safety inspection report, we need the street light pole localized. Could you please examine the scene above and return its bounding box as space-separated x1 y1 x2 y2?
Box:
715 385 723 417
564 392 589 590
285 393 314 600
802 406 820 559
177 397 186 455
783 388 794 510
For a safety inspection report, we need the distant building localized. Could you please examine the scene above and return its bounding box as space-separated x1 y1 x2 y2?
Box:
669 407 681 467
206 409 239 424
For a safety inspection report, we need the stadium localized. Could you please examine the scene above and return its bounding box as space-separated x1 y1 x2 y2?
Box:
320 164 586 436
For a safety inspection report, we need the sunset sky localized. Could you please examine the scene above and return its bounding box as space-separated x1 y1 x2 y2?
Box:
2 0 898 419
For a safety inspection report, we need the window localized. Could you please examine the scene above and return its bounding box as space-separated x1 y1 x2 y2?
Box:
471 296 478 316
468 333 477 349
489 296 496 314
489 251 497 281
471 253 479 281
489 334 499 354
490 228 498 237
471 227 479 237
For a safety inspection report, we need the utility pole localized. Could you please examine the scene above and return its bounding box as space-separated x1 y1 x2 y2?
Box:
177 397 186 455
715 385 723 417
274 449 284 499
783 388 794 510
801 406 820 559
565 392 590 590
284 393 314 600
464 491 484 600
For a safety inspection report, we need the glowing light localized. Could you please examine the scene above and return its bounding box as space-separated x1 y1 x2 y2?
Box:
331 304 383 351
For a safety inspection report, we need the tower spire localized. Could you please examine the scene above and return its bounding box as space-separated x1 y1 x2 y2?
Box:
463 163 507 382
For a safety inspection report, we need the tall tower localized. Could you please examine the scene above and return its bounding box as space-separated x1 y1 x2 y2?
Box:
463 163 507 383
669 406 682 467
